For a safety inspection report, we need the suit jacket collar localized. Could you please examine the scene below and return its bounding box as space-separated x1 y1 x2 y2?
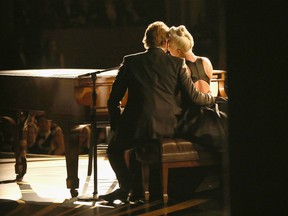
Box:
147 47 166 54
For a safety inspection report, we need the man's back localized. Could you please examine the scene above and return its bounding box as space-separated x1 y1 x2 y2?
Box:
113 48 185 139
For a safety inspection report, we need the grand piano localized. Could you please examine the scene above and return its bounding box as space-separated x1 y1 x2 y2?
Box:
0 68 227 197
0 68 124 197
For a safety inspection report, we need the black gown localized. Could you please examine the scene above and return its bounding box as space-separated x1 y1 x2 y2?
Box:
176 58 228 152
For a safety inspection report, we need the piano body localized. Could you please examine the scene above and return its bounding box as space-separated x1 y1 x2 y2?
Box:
0 68 122 121
0 68 227 197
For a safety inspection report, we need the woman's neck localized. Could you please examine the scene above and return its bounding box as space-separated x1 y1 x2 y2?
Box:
184 51 197 62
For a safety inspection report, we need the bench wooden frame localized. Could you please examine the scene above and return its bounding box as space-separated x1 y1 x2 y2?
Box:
139 140 219 204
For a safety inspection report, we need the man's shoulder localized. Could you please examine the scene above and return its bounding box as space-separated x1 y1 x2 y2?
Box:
124 51 147 59
169 54 184 62
124 49 184 66
166 54 185 67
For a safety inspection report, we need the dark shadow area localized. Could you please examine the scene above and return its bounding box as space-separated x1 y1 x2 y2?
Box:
0 0 225 70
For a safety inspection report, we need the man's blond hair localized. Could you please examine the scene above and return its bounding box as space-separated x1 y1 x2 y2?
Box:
142 21 169 49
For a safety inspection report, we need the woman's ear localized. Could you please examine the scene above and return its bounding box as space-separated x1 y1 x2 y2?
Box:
177 49 183 57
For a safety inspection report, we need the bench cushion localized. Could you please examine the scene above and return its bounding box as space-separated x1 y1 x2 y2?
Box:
161 138 215 162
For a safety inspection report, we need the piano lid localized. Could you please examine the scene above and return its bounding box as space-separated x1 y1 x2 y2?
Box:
0 68 119 79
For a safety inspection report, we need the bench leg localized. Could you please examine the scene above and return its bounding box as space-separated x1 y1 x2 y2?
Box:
141 163 150 201
162 163 169 204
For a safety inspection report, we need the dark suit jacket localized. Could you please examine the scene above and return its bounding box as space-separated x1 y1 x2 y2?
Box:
108 48 214 146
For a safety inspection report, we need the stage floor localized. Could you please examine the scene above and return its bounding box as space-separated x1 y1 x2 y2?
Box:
0 152 226 216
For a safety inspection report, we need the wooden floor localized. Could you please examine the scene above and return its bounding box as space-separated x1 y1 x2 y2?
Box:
0 151 226 216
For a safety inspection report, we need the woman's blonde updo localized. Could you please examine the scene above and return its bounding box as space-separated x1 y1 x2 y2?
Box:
169 25 194 53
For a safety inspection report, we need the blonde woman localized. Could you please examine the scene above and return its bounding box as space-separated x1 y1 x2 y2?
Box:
169 25 227 152
168 25 213 94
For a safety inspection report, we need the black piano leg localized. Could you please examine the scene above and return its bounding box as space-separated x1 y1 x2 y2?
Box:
0 115 27 181
65 127 81 197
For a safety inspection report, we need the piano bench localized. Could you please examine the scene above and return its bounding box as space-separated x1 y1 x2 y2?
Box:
135 138 220 204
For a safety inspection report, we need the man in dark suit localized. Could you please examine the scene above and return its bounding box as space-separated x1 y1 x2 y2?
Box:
99 21 215 203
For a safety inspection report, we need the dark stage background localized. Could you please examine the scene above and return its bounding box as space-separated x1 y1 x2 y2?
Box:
0 0 225 71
